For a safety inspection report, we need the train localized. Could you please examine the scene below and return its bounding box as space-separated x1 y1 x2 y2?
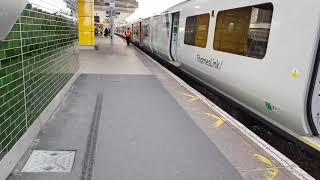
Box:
116 0 320 149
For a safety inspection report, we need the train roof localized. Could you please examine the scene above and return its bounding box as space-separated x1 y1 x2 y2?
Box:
164 0 192 11
163 0 320 13
132 0 320 23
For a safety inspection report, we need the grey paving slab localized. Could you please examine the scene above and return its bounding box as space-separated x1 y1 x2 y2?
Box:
89 74 243 180
79 37 151 75
7 74 243 180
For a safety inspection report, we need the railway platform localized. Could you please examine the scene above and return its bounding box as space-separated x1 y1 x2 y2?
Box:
6 37 314 180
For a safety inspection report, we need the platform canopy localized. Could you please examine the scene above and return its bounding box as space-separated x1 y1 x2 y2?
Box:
94 0 138 26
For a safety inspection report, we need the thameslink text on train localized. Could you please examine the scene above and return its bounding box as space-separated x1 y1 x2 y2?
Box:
197 54 223 70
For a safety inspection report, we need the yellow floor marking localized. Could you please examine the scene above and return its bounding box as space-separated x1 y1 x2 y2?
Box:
254 154 278 180
267 168 278 180
212 118 225 128
254 154 273 166
182 93 200 102
299 137 320 151
204 113 225 128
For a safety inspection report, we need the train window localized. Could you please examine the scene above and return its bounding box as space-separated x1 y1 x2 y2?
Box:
213 3 273 59
184 13 210 48
143 24 149 38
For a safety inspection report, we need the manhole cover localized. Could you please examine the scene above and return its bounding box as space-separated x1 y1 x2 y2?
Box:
21 150 76 173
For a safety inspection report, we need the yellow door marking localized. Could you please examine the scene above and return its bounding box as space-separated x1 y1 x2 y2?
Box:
182 93 200 102
299 137 320 151
254 154 278 180
205 113 225 128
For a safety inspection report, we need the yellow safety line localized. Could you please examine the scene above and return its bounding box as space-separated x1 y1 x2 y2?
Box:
182 93 200 102
254 154 278 180
204 112 225 128
299 137 320 152
254 154 273 166
213 119 224 128
267 168 279 180
204 113 220 120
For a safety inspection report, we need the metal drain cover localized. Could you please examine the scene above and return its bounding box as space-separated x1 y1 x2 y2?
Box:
22 150 76 173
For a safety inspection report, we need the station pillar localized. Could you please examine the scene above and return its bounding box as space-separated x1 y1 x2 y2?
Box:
78 0 95 49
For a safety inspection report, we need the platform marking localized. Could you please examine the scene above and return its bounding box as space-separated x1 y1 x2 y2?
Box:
299 137 320 152
182 93 200 102
133 45 315 180
205 113 225 128
254 154 278 180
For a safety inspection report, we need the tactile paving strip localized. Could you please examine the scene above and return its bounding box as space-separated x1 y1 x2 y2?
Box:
21 150 75 173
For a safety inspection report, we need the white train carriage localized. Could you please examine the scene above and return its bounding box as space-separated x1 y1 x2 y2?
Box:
131 0 320 145
140 17 153 52
132 21 141 44
115 26 127 38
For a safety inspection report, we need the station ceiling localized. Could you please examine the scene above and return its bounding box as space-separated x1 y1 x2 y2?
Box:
94 0 138 26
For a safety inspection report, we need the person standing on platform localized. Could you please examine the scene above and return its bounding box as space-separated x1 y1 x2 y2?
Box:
125 28 131 46
110 28 113 39
95 26 98 36
104 28 109 38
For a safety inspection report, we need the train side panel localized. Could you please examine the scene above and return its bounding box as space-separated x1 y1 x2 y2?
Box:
150 15 172 61
141 18 153 52
132 22 141 44
116 26 126 38
172 0 320 136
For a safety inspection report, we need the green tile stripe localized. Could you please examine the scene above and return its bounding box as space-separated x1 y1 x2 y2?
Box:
0 0 79 160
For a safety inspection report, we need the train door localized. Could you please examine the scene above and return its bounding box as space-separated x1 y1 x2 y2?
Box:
139 22 142 44
131 24 134 40
170 12 180 61
307 39 320 135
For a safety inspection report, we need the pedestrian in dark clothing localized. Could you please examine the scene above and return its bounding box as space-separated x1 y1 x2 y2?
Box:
104 28 109 38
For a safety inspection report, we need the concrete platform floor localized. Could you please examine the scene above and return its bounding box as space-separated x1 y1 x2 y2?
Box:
7 37 311 180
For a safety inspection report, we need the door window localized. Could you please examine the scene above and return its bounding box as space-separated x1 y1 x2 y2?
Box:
184 13 210 48
213 3 273 59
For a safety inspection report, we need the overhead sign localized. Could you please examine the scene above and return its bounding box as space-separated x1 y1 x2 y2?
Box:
109 2 115 8
109 2 116 8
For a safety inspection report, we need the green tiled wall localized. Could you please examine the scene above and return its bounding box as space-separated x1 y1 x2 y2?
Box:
0 0 79 160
